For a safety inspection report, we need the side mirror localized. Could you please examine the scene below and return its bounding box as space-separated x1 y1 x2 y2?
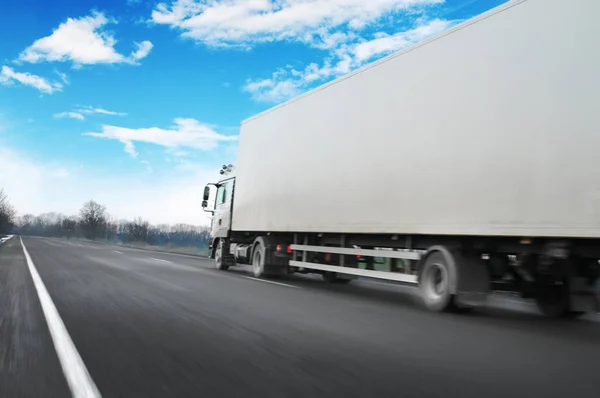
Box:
203 186 210 201
201 200 208 208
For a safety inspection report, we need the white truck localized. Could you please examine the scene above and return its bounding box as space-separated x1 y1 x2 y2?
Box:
202 0 600 317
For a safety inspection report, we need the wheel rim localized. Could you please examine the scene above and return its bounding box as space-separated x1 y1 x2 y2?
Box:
424 263 448 301
253 250 263 276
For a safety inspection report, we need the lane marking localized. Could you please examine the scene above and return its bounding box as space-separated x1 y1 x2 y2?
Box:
112 250 123 255
0 236 13 244
241 275 299 289
150 258 172 264
78 244 84 247
1 235 14 244
20 237 101 398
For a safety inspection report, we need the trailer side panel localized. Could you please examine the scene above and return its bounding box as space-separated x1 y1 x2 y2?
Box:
232 0 600 238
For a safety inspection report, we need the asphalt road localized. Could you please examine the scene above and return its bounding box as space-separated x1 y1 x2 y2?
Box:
1 236 599 398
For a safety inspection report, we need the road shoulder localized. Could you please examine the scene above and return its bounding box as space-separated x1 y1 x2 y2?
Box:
0 238 70 397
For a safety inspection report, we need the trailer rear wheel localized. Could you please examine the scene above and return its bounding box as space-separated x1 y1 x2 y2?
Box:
420 252 454 312
252 243 266 278
565 311 585 319
534 282 579 318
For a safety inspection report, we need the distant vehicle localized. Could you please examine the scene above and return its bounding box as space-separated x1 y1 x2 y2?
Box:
203 0 600 318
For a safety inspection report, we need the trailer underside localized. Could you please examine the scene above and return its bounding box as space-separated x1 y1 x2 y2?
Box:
209 231 600 318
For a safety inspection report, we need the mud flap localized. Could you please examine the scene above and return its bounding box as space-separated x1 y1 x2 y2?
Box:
255 236 289 276
455 253 491 308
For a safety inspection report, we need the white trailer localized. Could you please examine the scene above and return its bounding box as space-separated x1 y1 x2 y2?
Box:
203 0 600 317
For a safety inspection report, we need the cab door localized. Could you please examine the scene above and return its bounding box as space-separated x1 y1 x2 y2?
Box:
212 178 234 238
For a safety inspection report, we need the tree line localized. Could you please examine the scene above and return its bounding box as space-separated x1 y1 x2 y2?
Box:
0 189 17 234
0 192 210 248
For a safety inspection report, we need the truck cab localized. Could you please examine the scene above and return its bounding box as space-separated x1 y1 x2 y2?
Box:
202 164 290 275
202 165 235 258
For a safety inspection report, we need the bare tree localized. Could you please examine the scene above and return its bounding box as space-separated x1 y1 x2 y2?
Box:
9 197 209 252
126 217 151 243
61 217 77 238
0 189 17 234
104 214 119 241
79 200 107 240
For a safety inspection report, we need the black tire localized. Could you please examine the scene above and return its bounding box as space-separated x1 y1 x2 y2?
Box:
564 311 586 319
419 252 454 312
252 243 266 278
322 272 352 284
452 304 474 314
215 239 232 271
535 283 572 318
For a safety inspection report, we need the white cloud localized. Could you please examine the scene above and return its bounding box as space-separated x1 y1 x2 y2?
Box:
0 148 77 216
131 41 154 61
76 106 127 116
352 18 452 61
151 0 443 48
84 118 237 158
0 65 63 94
53 106 127 121
55 71 69 83
245 18 454 102
140 160 153 173
0 146 219 225
54 112 85 120
123 141 139 158
166 148 191 157
309 30 357 50
50 168 71 178
244 74 302 102
152 1 453 105
19 12 153 66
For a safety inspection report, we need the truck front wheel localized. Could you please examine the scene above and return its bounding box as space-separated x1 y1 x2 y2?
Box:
215 239 231 271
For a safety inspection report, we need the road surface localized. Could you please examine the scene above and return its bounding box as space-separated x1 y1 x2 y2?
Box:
1 236 599 398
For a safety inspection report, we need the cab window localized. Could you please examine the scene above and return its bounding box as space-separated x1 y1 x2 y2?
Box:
216 183 228 205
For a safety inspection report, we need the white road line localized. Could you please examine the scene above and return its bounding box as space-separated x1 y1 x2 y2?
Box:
78 244 84 247
0 234 14 244
20 237 101 398
112 250 123 254
150 258 172 264
241 276 299 289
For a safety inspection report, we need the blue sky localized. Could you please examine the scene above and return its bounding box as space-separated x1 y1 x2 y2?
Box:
0 0 506 225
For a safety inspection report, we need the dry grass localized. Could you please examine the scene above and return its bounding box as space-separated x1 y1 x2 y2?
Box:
119 242 210 257
54 237 210 257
